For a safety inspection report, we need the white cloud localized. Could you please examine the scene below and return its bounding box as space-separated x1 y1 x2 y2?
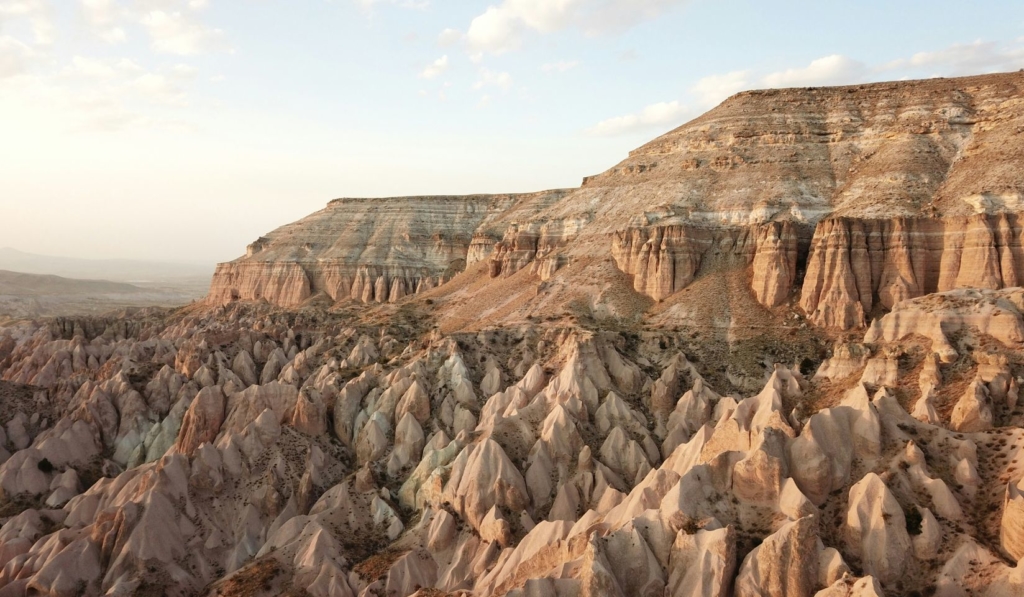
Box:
465 0 688 55
6 52 204 131
438 27 462 47
115 57 143 72
171 63 198 78
141 9 225 55
67 55 118 79
586 100 690 136
0 0 54 45
132 72 186 104
0 35 34 78
541 60 579 73
419 54 449 79
356 0 430 13
761 54 867 88
691 70 749 107
80 0 118 25
883 39 1024 76
0 0 53 74
79 0 128 43
473 67 512 91
57 55 190 105
99 26 127 43
0 0 43 18
466 5 523 54
79 1 228 50
0 1 220 133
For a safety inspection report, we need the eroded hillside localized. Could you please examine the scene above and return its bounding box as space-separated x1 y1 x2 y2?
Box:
1 71 1023 597
210 72 1024 334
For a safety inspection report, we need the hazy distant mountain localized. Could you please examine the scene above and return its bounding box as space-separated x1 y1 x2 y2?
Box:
0 247 213 284
0 248 215 320
0 269 206 319
0 270 144 296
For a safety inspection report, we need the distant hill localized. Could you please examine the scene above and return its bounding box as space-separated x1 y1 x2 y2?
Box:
0 266 209 320
0 270 145 296
0 247 213 284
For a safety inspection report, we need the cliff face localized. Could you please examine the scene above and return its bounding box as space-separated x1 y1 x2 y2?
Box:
209 261 311 307
207 191 570 305
801 213 1024 329
613 212 1024 324
209 72 1024 328
488 217 590 280
610 221 804 306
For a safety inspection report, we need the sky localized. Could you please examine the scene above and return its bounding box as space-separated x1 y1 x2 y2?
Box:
1 0 1023 264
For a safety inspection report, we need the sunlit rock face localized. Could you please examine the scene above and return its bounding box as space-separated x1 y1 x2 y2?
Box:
800 214 1024 329
4 71 1024 597
611 221 804 307
207 191 571 306
209 72 1024 330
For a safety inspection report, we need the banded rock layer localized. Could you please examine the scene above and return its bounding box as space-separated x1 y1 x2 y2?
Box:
610 221 806 306
801 213 1024 329
208 191 571 307
208 72 1024 329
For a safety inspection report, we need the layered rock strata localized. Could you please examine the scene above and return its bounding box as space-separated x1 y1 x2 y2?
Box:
208 72 1024 328
208 191 570 306
801 213 1024 329
611 221 805 306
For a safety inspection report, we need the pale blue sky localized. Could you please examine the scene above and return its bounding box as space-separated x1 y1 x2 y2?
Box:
2 0 1023 262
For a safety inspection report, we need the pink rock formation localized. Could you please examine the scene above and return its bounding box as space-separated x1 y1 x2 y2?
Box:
610 221 801 306
801 215 1024 329
208 191 569 306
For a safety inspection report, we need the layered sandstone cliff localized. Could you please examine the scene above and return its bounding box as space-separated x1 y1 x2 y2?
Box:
207 191 570 306
13 65 1024 597
610 221 805 306
801 213 1024 329
209 71 1024 328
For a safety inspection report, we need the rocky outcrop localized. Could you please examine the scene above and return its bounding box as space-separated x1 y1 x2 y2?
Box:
844 473 911 585
208 261 312 307
208 191 569 306
610 221 804 306
801 214 1024 329
734 517 819 597
16 70 1024 596
488 218 588 280
865 287 1024 361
